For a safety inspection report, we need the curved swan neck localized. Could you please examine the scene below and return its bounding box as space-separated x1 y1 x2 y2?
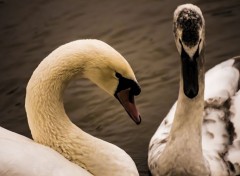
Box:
25 40 117 140
24 40 139 175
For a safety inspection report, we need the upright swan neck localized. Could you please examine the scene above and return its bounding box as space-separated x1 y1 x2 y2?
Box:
171 49 205 138
157 49 208 175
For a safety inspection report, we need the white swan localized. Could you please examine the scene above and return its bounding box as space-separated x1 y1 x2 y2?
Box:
148 4 240 176
1 39 141 176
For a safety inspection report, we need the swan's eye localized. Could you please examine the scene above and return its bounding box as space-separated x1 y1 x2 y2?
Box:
115 72 122 79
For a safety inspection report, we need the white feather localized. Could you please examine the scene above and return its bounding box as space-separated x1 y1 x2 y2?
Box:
1 39 140 176
148 3 240 175
0 127 92 176
227 90 240 165
149 58 240 176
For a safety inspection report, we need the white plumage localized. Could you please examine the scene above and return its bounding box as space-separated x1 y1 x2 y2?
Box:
148 4 240 176
0 127 92 176
1 39 141 176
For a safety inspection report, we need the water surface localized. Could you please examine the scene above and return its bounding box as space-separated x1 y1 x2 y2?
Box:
0 0 240 175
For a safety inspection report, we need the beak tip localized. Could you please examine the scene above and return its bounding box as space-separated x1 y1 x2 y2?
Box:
134 115 141 125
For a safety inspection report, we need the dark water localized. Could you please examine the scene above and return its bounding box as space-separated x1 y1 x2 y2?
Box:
0 0 240 175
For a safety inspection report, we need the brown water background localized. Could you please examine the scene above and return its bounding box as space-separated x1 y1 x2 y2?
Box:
0 0 240 175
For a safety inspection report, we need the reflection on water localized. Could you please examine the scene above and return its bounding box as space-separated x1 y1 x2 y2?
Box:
0 0 240 175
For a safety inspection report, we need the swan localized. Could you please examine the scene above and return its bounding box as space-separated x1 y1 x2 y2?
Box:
1 39 141 176
148 4 240 176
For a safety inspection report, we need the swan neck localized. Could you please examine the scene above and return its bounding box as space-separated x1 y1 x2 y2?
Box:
157 50 208 175
26 71 80 142
25 43 94 141
25 40 140 175
173 50 204 131
169 50 205 149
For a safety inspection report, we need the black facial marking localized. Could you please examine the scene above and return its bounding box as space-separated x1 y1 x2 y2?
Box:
181 43 199 99
174 8 203 47
114 72 141 97
115 72 121 78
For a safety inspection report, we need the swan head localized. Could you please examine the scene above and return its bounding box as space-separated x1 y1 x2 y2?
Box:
173 4 205 58
83 41 141 124
173 4 205 99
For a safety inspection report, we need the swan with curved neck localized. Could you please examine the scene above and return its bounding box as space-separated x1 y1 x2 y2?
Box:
148 4 240 176
25 39 141 175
